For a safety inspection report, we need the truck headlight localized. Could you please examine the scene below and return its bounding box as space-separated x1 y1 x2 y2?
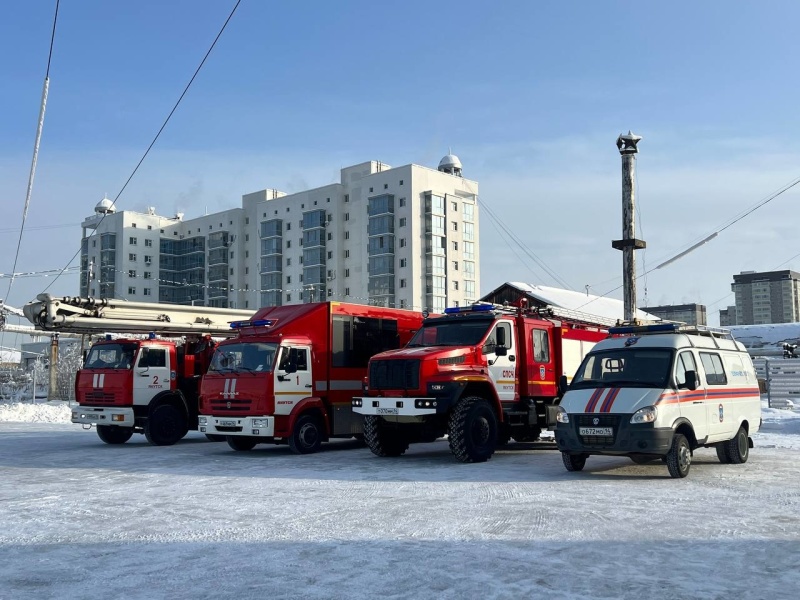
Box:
555 406 570 424
630 406 657 424
198 416 207 426
352 398 363 407
252 419 269 428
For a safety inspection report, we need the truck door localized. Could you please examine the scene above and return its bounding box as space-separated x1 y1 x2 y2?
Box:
133 345 170 406
675 350 709 440
531 326 556 397
273 345 313 415
484 321 516 402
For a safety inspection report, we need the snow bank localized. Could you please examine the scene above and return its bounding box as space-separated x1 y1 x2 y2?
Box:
0 401 72 423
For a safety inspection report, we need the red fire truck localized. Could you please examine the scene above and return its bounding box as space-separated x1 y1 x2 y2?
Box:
23 294 253 446
352 301 611 462
198 301 424 454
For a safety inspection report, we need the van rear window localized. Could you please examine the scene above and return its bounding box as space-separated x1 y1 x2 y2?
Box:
699 352 727 386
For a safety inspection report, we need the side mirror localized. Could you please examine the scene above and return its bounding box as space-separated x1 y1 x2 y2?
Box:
685 370 698 391
495 346 508 357
558 375 568 395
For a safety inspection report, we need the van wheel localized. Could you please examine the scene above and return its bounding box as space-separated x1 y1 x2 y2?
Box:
363 416 410 457
724 426 749 464
145 405 187 446
562 452 587 472
715 443 732 464
448 396 498 463
226 436 257 451
96 425 133 445
666 434 691 478
288 414 323 455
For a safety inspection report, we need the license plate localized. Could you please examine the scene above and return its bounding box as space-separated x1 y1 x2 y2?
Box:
377 408 398 415
83 414 100 420
219 420 237 427
579 427 613 436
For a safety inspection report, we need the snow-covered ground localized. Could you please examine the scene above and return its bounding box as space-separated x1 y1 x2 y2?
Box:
1 402 799 600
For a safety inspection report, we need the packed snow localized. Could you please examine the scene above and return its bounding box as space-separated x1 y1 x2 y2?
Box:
1 401 799 600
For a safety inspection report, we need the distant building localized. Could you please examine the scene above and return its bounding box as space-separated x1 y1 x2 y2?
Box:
719 305 737 327
80 155 480 313
639 303 707 326
731 270 800 325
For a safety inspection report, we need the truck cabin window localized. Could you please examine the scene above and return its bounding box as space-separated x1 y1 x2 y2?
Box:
571 349 673 389
407 320 491 348
84 343 138 370
208 342 278 373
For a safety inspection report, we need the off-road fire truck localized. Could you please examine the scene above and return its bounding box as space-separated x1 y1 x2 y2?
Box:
352 301 612 462
198 301 424 454
23 294 253 445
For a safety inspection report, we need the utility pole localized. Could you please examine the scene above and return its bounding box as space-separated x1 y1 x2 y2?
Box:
612 131 646 322
47 332 59 400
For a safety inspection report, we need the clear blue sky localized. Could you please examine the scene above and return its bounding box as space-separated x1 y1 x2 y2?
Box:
3 0 800 326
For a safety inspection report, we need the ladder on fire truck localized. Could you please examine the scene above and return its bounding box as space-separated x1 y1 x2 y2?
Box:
23 294 254 337
470 300 625 329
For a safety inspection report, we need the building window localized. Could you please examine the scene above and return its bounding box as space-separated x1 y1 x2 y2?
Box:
144 271 151 279
144 255 152 265
128 287 136 295
328 251 333 259
400 279 407 288
453 261 459 270
246 218 250 225
369 187 373 193
345 231 350 240
245 234 249 241
400 258 407 268
345 213 350 221
129 237 137 245
230 252 234 259
328 232 332 241
92 240 96 247
345 268 350 277
128 270 136 278
230 268 234 275
287 294 292 302
399 180 404 186
129 253 136 261
287 240 291 249
144 239 153 247
345 287 350 296
160 229 164 233
453 281 459 290
452 221 458 231
399 198 405 207
209 225 212 230
287 258 291 266
245 251 249 258
245 267 249 274
384 183 388 190
451 201 458 212
399 238 406 248
345 250 350 258
327 288 333 297
131 223 137 228
147 225 152 230
287 276 292 284
286 223 291 231
399 217 407 227
143 288 151 296
344 194 349 203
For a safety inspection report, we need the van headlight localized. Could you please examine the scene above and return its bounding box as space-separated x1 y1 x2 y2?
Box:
630 406 657 424
555 406 570 424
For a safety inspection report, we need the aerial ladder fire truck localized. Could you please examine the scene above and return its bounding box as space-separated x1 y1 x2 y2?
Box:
23 294 253 446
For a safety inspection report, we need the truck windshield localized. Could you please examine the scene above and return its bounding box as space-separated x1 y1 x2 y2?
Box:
208 342 278 374
84 343 138 370
407 319 492 347
571 348 673 389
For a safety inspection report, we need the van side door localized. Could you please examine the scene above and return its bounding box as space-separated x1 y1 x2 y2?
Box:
701 351 732 442
676 350 709 440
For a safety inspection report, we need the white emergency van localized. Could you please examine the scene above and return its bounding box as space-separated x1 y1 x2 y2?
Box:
554 323 761 478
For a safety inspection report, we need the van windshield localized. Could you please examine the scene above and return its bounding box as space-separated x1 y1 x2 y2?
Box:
209 342 278 374
571 348 673 389
84 343 138 370
407 319 492 347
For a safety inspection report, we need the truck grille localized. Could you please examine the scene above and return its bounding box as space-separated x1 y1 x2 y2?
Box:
81 391 118 405
208 397 252 413
370 359 420 391
576 414 621 446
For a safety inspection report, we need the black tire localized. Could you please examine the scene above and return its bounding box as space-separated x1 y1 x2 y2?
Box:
666 433 691 478
447 396 498 463
144 404 187 446
363 415 410 457
562 452 587 472
715 443 732 464
723 426 750 464
226 435 258 451
288 414 323 455
96 425 133 445
205 434 226 442
630 454 659 465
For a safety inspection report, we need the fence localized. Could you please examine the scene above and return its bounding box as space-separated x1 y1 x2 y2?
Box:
752 358 800 409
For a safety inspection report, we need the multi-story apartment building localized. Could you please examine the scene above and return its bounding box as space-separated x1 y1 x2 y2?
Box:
731 270 800 325
719 305 737 327
639 303 707 326
80 155 480 313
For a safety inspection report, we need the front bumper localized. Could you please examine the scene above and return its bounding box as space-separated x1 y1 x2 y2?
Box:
199 415 275 437
555 416 674 456
352 397 441 417
72 406 135 427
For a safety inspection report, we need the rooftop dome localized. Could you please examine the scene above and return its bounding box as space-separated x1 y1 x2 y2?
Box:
438 153 462 170
94 196 115 214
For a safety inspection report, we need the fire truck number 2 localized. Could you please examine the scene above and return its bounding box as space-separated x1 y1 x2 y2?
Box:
148 375 163 389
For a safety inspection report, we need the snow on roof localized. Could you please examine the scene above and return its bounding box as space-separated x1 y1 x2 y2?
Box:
728 322 800 356
503 282 659 323
0 349 20 364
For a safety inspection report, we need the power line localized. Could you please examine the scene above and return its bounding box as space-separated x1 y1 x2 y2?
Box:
42 0 243 294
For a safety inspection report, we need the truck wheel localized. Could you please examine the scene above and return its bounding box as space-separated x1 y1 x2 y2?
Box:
562 452 587 471
205 434 226 442
363 416 410 457
666 433 691 478
447 396 497 463
226 436 258 451
289 414 323 454
715 443 732 464
144 405 187 446
96 425 133 445
723 426 749 464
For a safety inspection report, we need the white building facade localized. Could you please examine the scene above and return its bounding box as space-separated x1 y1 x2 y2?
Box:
80 155 480 313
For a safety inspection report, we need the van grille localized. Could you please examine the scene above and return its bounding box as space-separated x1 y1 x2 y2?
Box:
370 359 420 391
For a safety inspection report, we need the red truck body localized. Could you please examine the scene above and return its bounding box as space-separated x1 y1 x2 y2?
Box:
198 301 425 453
353 302 609 462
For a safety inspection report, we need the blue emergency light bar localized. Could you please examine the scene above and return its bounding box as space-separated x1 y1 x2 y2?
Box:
608 323 681 335
230 318 275 329
444 303 495 314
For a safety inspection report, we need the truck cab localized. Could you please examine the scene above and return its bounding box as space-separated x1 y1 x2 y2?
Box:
554 323 762 478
